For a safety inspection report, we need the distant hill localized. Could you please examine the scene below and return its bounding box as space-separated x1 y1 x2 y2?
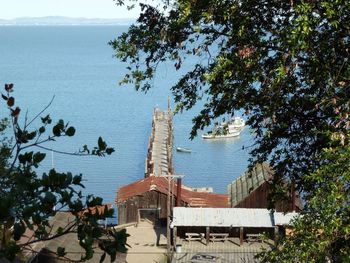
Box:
0 16 135 26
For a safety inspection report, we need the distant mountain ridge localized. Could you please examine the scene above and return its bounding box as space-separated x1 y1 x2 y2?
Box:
0 16 135 25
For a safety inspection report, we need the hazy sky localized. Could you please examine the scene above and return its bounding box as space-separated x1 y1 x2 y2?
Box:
0 0 141 19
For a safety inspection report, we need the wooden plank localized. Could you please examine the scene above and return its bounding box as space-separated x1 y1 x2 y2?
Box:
236 178 242 204
252 166 259 188
209 233 229 242
185 232 204 241
246 233 263 243
247 170 253 194
274 226 279 246
231 182 237 206
206 226 210 245
173 226 177 247
240 177 244 201
241 173 248 199
240 227 244 246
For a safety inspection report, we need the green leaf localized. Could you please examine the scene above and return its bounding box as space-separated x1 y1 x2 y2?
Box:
7 97 14 107
87 196 103 207
56 227 64 235
73 175 82 185
105 147 115 155
18 154 26 164
13 221 26 241
82 144 90 154
110 250 117 262
44 192 57 204
57 247 66 257
53 119 65 136
57 119 64 128
4 242 20 261
41 114 52 124
66 126 76 137
52 124 61 136
98 137 107 151
33 152 46 164
39 126 46 133
18 151 33 164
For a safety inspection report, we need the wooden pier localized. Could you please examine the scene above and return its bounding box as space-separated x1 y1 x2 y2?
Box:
145 107 174 177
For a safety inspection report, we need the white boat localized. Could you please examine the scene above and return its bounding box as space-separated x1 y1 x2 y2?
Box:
176 147 192 153
202 130 240 139
228 116 245 131
202 123 241 139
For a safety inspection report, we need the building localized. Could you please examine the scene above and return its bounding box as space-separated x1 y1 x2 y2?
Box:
19 205 120 263
116 176 229 225
171 207 299 244
227 163 302 212
170 207 299 263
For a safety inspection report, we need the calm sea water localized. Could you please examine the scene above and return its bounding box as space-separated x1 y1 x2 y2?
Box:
0 26 253 221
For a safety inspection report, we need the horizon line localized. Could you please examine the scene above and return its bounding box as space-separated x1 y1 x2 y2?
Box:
0 16 138 20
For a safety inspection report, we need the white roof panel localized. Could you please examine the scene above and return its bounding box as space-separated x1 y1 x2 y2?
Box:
172 207 274 228
274 212 299 226
172 207 298 228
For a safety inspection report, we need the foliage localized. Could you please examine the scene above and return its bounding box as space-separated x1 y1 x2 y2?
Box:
260 146 350 262
111 0 350 261
111 0 350 193
0 83 127 262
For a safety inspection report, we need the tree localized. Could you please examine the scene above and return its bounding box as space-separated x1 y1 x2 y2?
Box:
0 83 128 262
260 145 350 262
110 0 350 260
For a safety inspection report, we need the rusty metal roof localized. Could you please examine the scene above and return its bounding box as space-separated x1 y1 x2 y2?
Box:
116 176 229 208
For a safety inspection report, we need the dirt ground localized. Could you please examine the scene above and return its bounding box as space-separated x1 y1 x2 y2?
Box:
124 221 168 263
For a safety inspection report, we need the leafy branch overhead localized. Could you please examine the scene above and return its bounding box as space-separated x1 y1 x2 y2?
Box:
110 0 350 192
1 84 114 160
0 83 124 262
111 0 350 261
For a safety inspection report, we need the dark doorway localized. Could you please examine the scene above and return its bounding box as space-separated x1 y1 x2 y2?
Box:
138 208 159 225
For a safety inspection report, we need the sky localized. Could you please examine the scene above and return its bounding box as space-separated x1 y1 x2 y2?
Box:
0 0 141 19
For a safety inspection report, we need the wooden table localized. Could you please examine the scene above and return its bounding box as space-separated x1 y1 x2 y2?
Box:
185 232 205 242
209 233 229 242
246 233 263 243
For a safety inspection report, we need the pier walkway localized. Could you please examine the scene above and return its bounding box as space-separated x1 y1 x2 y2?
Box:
145 108 173 177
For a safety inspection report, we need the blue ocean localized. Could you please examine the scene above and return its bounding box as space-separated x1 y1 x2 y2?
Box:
0 26 253 222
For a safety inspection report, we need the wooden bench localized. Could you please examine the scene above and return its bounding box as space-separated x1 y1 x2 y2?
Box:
209 233 229 242
185 232 205 242
246 233 263 243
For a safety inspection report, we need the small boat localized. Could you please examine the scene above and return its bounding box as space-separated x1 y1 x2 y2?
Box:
176 147 192 153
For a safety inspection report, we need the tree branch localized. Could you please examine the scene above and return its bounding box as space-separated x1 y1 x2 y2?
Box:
25 95 55 128
34 145 91 157
20 220 77 247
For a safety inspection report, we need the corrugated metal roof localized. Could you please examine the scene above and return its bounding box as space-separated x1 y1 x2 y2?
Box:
116 176 229 208
227 163 273 207
172 207 299 228
274 212 299 226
